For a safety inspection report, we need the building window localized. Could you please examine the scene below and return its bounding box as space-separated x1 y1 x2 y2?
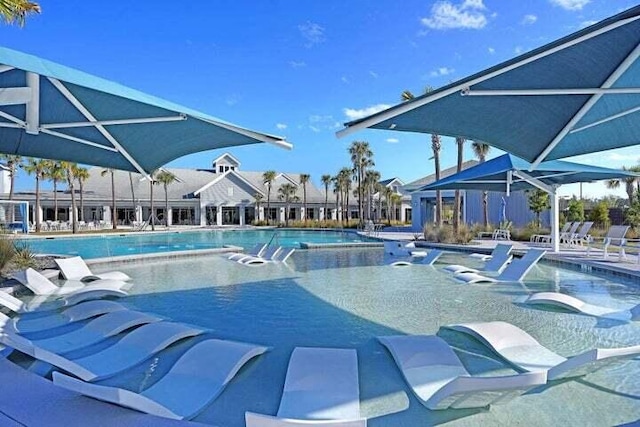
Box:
222 207 239 225
245 207 255 224
406 208 412 222
172 208 195 225
306 208 315 220
218 166 224 173
288 207 297 220
266 207 278 222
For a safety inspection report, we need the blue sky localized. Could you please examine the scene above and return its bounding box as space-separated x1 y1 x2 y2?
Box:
1 0 638 198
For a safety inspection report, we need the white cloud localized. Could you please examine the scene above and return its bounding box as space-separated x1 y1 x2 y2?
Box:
307 114 341 132
225 94 241 106
298 21 325 47
522 14 537 25
607 153 640 162
430 67 455 77
289 60 306 68
341 76 349 83
514 46 524 54
488 47 495 54
386 138 399 144
343 104 392 121
369 70 379 78
580 20 598 28
420 0 489 30
549 0 590 11
276 123 287 130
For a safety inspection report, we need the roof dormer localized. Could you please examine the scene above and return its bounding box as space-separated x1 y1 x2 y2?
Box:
212 153 241 174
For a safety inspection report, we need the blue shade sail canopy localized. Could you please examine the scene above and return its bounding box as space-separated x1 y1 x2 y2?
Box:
338 6 640 169
419 154 640 193
0 47 291 175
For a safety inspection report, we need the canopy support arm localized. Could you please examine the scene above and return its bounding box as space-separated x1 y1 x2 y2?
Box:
512 170 555 194
25 72 39 135
48 77 150 178
462 87 640 96
199 117 292 150
41 115 187 129
530 40 640 170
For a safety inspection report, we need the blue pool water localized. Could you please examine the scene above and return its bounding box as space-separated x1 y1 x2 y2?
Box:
21 229 374 258
29 248 639 426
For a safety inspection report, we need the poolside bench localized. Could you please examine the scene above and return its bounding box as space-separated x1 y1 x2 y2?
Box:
587 225 630 262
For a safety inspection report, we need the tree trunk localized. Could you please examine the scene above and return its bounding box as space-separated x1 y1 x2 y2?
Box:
164 184 169 228
482 191 489 228
53 181 58 221
434 150 442 227
35 176 40 232
8 165 15 222
266 187 271 225
79 181 85 222
150 180 155 231
70 183 78 234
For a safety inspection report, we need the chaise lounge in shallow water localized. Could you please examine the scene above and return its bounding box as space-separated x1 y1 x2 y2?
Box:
237 245 282 265
228 243 267 261
0 286 127 315
9 300 129 333
55 256 132 282
445 244 513 275
384 241 428 257
377 335 546 410
12 268 129 297
387 250 443 267
53 338 269 420
1 321 204 381
517 292 640 322
443 321 640 381
454 249 546 283
245 347 367 426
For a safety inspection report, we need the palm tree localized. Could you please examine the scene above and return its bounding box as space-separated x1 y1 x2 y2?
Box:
349 141 374 223
278 183 298 227
376 183 384 222
46 161 65 221
332 176 340 221
61 162 78 233
383 186 394 224
402 88 442 226
471 141 491 227
22 158 47 232
0 154 22 221
148 172 157 231
337 167 352 225
391 193 403 222
453 137 466 233
0 0 40 26
299 173 310 223
155 170 177 228
606 165 640 206
364 170 381 220
101 168 117 230
74 166 90 222
321 174 332 221
253 192 264 222
262 170 276 224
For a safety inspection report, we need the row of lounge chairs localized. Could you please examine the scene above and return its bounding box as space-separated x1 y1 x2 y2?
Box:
530 221 594 246
228 243 296 265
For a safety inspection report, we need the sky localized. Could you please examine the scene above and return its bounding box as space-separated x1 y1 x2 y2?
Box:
1 0 639 199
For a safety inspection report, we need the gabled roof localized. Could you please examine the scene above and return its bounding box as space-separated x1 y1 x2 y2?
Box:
211 153 241 168
380 177 405 188
193 169 263 196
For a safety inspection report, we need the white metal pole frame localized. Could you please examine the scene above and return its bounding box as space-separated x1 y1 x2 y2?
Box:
550 190 560 253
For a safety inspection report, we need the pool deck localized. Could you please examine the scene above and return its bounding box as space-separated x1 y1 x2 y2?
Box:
364 231 640 280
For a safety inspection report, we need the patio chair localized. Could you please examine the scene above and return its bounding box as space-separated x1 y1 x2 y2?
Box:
1 309 162 355
55 256 131 282
245 347 366 426
1 321 204 381
453 249 546 283
11 268 128 297
587 225 630 261
530 222 572 244
53 338 269 420
443 321 640 380
10 300 128 333
377 335 546 410
568 221 594 246
445 244 512 275
228 243 267 261
517 292 639 322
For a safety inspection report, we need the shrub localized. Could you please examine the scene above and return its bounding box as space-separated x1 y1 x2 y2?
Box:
0 233 15 271
566 198 585 222
589 201 610 229
12 241 37 269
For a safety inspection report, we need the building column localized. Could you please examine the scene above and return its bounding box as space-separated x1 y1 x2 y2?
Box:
279 207 285 223
199 199 207 226
550 190 559 253
239 206 245 226
167 207 173 226
300 207 305 221
135 205 142 223
103 205 111 224
258 206 264 221
216 206 223 226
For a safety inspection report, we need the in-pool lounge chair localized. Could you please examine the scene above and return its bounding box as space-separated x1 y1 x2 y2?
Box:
445 244 513 275
454 249 546 283
1 309 162 355
55 256 131 282
12 268 128 297
378 335 546 410
517 292 640 322
388 250 443 267
384 241 428 257
0 286 127 315
239 246 282 265
10 300 128 334
53 338 269 420
228 243 267 261
1 321 204 381
444 321 640 380
245 347 367 427
275 247 296 263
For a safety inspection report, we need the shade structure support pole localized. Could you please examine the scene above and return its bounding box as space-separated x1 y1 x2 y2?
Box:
550 190 559 253
25 72 39 135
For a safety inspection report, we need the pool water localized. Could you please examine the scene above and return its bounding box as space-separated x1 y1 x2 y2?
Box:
50 248 640 427
22 229 374 258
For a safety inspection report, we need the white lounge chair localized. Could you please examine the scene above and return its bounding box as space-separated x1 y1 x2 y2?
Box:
11 300 128 333
0 287 128 314
245 347 366 427
53 338 269 420
378 335 546 410
275 247 296 263
239 246 282 265
454 249 546 283
387 250 443 267
530 222 573 244
587 225 630 261
12 268 128 297
228 243 267 261
55 256 131 282
517 292 640 322
445 244 512 274
2 310 162 355
384 241 428 257
444 321 640 380
1 321 204 381
568 222 594 246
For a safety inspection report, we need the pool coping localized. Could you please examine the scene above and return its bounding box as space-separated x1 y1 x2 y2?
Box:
84 245 242 266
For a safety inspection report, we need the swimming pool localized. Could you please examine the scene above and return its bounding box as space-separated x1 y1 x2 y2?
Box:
50 248 640 426
21 229 375 259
